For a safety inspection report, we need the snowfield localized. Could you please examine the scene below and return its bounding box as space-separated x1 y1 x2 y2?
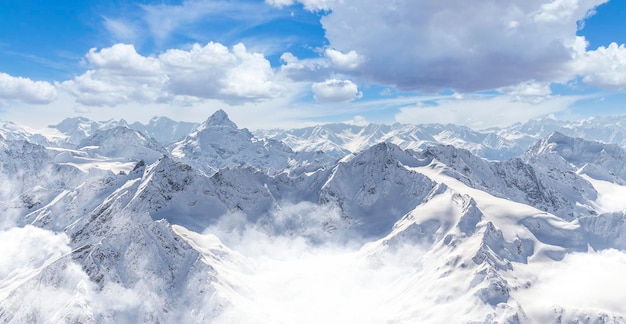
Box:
2 110 626 323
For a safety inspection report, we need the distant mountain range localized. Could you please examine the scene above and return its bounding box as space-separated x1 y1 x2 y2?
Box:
1 111 626 322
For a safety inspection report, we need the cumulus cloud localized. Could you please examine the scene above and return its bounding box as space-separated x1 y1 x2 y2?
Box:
315 0 607 92
272 0 626 99
312 79 361 103
571 40 626 90
276 36 363 85
62 42 286 106
395 94 578 129
163 43 284 100
0 72 57 104
279 52 331 82
325 48 364 71
85 44 161 76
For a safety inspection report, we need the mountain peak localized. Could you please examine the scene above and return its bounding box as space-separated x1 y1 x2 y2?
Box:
544 131 571 144
525 131 574 157
201 109 237 129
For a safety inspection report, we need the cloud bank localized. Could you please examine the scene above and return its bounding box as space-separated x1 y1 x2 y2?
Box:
0 73 57 104
515 249 626 322
318 0 608 92
62 42 285 106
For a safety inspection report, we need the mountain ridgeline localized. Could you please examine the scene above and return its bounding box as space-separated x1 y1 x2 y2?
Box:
1 110 626 323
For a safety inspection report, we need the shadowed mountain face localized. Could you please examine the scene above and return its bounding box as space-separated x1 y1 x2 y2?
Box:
2 113 626 323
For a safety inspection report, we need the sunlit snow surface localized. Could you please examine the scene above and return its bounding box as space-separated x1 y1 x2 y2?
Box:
4 112 626 323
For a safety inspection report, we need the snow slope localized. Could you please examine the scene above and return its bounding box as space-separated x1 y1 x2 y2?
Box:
1 115 626 323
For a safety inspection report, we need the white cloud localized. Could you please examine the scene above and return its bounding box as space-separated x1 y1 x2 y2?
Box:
325 49 364 71
162 43 285 101
102 17 139 43
312 79 361 103
395 94 579 129
140 1 279 41
500 81 553 97
534 0 586 22
514 250 626 322
85 43 161 76
265 0 295 8
279 52 331 82
345 115 369 126
316 0 607 92
0 72 57 104
318 0 626 95
200 202 428 323
572 41 626 90
62 42 286 106
0 226 71 280
266 0 338 11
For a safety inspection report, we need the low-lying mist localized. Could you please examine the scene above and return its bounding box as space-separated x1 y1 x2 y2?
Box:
197 201 474 323
196 201 626 323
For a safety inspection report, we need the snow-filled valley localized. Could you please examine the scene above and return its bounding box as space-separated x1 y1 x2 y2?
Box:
2 110 626 323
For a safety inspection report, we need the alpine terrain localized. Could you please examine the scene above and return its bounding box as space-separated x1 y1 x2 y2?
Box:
1 110 626 323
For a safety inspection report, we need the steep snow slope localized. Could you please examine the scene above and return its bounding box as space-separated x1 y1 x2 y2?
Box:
77 126 166 163
130 116 197 146
526 131 626 182
320 143 436 237
169 110 293 174
169 109 336 175
50 117 130 147
408 142 597 220
3 115 626 323
49 116 197 147
364 159 625 322
499 115 626 148
0 162 252 322
172 148 626 323
0 121 67 147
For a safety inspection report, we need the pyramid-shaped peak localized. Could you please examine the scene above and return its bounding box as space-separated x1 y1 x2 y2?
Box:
202 109 237 129
49 116 94 130
544 131 571 144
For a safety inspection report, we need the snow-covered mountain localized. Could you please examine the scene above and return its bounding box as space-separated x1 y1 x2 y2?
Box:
256 122 522 161
169 110 295 175
77 126 166 163
257 115 626 161
2 114 626 323
168 110 340 175
498 115 626 149
129 116 197 146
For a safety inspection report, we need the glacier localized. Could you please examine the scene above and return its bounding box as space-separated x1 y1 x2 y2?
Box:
1 110 626 323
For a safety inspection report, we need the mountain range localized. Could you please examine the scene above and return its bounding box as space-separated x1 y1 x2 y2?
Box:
1 110 626 323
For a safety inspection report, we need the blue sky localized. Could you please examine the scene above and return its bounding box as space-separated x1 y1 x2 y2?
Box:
1 0 626 129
